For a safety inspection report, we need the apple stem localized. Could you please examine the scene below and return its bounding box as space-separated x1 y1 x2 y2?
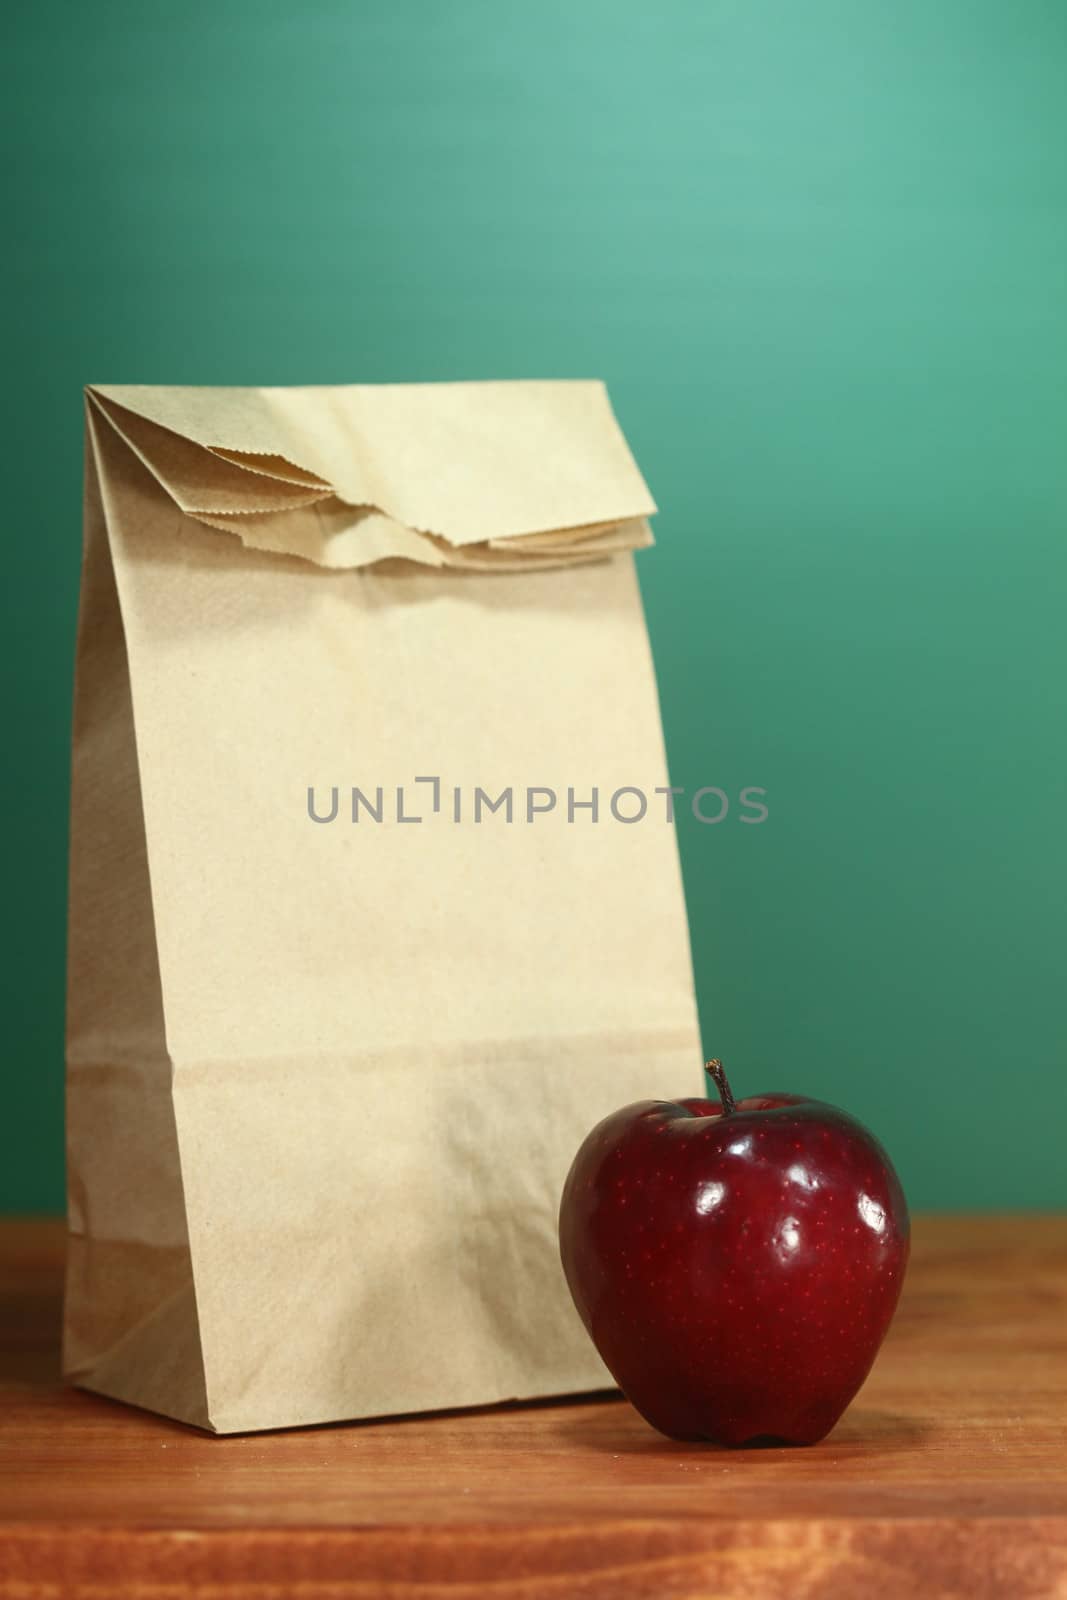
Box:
706 1059 737 1116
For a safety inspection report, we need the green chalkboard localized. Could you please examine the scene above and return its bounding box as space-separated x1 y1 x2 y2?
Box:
3 0 1065 1209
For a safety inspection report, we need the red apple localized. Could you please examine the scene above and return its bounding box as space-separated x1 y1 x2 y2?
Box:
559 1061 909 1445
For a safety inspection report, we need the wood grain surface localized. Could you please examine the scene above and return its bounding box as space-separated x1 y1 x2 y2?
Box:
0 1216 1065 1597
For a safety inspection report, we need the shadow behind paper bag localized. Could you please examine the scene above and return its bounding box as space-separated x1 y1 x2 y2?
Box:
64 381 702 1433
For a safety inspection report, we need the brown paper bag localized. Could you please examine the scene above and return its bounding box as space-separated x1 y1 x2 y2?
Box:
64 380 702 1433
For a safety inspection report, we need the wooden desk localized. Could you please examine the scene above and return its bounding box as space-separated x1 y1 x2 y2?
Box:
0 1217 1064 1597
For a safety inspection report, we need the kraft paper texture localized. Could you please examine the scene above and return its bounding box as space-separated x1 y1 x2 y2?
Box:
64 380 702 1433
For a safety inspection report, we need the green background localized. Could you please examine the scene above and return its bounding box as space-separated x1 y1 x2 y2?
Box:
3 1 1065 1211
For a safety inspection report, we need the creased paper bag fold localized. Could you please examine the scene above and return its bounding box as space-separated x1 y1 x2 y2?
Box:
89 379 657 569
65 379 701 1434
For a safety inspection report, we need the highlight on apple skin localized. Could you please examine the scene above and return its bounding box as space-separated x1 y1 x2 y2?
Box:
558 1061 910 1446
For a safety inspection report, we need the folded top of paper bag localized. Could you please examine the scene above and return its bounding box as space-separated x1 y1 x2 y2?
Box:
87 380 657 572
